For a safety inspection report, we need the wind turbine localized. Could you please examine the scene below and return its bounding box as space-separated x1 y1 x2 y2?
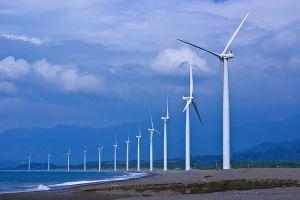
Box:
136 123 142 172
83 147 87 171
28 153 31 172
125 136 130 171
182 64 204 171
98 145 104 171
161 98 170 171
113 141 119 171
47 153 51 172
66 149 71 172
178 13 249 169
148 110 160 171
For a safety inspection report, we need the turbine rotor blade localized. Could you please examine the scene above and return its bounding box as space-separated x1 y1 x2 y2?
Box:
221 13 249 56
177 39 221 58
154 129 160 134
149 110 154 129
166 96 169 118
138 121 141 135
192 99 204 126
189 64 193 97
183 99 192 112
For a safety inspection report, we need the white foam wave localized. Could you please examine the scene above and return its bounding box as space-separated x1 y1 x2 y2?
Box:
0 172 149 194
28 184 50 192
50 172 148 188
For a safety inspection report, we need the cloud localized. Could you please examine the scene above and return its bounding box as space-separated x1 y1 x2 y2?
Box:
290 55 300 70
260 27 300 53
0 34 42 46
0 81 16 94
0 56 104 93
0 56 30 79
0 1 299 52
151 47 212 75
0 0 299 130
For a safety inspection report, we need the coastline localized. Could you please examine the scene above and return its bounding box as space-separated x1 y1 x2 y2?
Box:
0 170 148 196
1 168 300 200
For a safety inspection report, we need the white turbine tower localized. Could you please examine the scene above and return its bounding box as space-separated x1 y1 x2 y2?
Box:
161 98 170 171
113 141 118 171
66 149 71 172
98 145 104 172
47 153 51 172
148 111 160 171
182 64 204 171
136 123 142 172
178 13 249 169
125 136 130 171
28 153 31 172
83 147 87 171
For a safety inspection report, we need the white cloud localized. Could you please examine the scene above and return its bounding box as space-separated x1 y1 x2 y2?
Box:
151 47 212 75
0 56 104 93
290 55 300 70
1 1 299 51
60 69 103 93
0 81 17 94
0 34 42 46
0 56 30 79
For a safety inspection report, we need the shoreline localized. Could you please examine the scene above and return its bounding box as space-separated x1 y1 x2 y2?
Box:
1 168 300 200
0 171 149 195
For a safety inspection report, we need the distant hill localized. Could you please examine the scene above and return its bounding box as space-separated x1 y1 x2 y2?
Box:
232 139 300 162
0 123 148 166
0 115 300 168
231 115 300 151
12 139 300 170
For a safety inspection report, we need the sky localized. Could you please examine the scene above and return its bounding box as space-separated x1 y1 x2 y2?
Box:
0 0 299 135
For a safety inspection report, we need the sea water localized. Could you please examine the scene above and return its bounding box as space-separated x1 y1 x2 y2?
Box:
0 171 147 194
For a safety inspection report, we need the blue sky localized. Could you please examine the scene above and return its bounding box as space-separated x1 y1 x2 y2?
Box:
0 0 299 133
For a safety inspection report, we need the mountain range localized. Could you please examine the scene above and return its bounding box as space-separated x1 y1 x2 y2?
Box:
0 115 300 168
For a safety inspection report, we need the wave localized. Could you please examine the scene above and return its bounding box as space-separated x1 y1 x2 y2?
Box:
0 172 148 194
49 172 148 189
0 184 50 194
30 184 50 192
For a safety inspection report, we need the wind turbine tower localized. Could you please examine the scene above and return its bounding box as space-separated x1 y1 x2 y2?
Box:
161 98 170 171
83 147 87 171
182 64 203 171
136 123 142 172
28 153 31 172
66 149 71 172
125 136 130 171
178 13 249 169
113 141 118 171
47 153 51 172
98 145 104 171
148 111 160 171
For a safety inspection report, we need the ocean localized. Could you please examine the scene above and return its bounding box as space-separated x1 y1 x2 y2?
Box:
0 171 147 194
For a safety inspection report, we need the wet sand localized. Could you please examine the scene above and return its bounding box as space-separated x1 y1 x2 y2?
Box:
1 168 300 200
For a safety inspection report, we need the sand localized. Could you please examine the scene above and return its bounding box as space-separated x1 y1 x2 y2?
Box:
1 168 300 200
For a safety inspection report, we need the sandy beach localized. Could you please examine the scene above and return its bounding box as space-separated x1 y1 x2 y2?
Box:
1 168 300 200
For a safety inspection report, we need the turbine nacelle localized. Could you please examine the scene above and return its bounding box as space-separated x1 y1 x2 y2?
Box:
221 50 234 59
98 145 104 151
161 116 169 122
136 135 141 139
113 145 118 151
182 96 193 100
148 128 154 133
